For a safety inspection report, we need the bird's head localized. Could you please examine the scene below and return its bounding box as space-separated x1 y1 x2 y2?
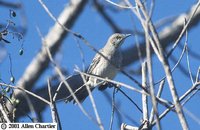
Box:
108 33 131 48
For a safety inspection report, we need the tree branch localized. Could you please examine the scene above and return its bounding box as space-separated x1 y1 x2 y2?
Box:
122 1 200 66
6 0 88 117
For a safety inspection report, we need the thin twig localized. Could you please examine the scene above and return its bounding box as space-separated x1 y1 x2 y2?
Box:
151 82 200 126
38 0 72 33
37 27 98 125
94 0 120 32
53 81 63 102
8 54 14 83
47 79 62 130
149 80 165 123
75 70 147 95
47 79 56 123
195 67 200 83
148 0 155 18
122 1 200 67
105 0 133 9
46 45 98 125
167 0 200 58
0 83 50 105
141 61 149 129
135 0 190 128
178 43 200 60
102 90 140 127
133 25 143 65
179 82 200 104
117 88 143 113
145 18 161 129
47 78 62 129
186 45 194 85
39 0 147 95
79 70 104 130
121 123 139 130
154 43 187 85
154 21 189 85
181 86 199 107
109 88 116 130
75 38 86 72
9 0 88 119
184 21 194 85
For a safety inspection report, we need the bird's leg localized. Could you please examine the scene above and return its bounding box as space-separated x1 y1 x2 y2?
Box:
98 77 116 90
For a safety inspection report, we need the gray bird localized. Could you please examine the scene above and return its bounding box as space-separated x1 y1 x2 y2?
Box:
61 33 131 103
87 33 131 90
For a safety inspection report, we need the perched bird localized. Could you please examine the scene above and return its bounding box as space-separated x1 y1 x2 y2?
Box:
60 33 131 103
86 33 131 90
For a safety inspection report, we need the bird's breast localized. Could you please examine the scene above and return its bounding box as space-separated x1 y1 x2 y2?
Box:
93 51 122 79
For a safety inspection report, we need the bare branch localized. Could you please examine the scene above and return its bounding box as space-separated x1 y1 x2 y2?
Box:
149 80 165 123
79 70 104 130
7 0 88 117
76 70 147 95
141 61 149 129
134 0 194 128
109 88 116 130
186 45 195 84
47 79 56 123
152 82 200 126
121 123 139 130
145 20 161 129
105 0 133 9
167 1 200 58
1 83 50 105
122 1 200 67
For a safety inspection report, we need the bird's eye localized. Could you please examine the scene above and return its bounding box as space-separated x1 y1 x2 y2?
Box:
116 36 122 40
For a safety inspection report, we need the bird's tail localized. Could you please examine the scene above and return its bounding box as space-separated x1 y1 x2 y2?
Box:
57 74 94 103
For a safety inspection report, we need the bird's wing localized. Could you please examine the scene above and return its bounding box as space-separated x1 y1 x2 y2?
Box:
87 50 102 74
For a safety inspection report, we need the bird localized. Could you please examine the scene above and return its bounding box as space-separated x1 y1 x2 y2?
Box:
86 33 131 90
60 33 131 103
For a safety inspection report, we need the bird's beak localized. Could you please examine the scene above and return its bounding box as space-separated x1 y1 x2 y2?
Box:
123 34 132 39
118 34 131 47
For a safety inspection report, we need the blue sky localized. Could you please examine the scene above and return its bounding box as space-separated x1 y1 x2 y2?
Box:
0 0 199 130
